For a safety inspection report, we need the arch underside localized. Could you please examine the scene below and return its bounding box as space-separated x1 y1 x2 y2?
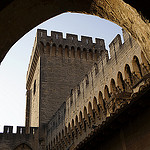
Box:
14 143 32 150
0 0 150 63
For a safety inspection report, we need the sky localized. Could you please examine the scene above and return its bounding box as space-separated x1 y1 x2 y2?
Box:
0 12 123 132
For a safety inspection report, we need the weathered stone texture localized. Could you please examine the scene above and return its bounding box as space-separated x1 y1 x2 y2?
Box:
65 29 142 124
47 29 150 149
0 126 38 150
26 29 104 126
29 58 40 127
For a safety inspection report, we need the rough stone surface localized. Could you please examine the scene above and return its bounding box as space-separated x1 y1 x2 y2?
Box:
1 29 150 150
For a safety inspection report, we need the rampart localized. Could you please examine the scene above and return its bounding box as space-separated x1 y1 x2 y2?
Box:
47 29 150 149
26 29 108 127
0 126 38 150
46 102 66 147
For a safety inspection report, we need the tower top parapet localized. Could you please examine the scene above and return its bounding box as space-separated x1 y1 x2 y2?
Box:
36 29 106 51
26 29 108 90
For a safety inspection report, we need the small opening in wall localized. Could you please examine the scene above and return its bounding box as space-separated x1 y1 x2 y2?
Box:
20 128 22 134
56 34 58 39
33 80 36 95
86 39 89 44
7 128 9 133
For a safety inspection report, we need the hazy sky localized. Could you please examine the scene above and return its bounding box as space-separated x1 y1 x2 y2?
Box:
0 12 123 132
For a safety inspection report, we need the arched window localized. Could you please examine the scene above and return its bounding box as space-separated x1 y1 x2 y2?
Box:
33 80 36 95
132 55 142 78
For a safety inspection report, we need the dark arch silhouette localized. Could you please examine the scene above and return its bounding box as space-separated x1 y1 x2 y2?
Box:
110 78 117 94
124 64 133 85
117 71 125 91
104 85 110 101
93 97 99 115
58 44 63 57
132 55 142 78
79 111 83 123
14 143 32 150
98 91 106 112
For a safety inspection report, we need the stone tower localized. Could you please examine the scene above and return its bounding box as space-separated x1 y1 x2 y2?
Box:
25 29 107 129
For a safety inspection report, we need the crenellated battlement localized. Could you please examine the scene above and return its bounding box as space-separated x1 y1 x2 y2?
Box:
0 126 38 150
109 29 133 60
1 126 38 134
26 29 107 90
36 29 106 61
36 29 105 50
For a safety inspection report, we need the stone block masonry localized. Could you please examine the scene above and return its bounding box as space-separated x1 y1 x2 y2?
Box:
26 29 106 128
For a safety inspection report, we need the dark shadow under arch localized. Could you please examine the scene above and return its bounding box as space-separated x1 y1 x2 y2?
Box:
132 55 142 78
124 64 133 85
117 71 125 91
14 143 32 150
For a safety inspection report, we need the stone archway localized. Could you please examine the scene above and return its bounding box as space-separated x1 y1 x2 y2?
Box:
0 0 150 63
14 143 32 150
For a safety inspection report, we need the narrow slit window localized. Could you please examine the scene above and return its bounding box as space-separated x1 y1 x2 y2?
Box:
33 80 36 95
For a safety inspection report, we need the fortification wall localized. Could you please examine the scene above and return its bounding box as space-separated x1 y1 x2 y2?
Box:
0 126 38 150
47 29 150 149
29 57 40 127
34 29 107 125
65 30 143 124
46 102 66 147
